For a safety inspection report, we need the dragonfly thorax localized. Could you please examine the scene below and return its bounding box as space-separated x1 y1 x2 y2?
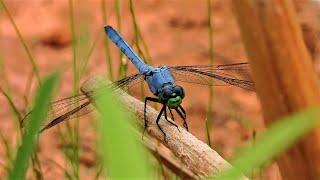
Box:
145 66 176 95
158 84 185 108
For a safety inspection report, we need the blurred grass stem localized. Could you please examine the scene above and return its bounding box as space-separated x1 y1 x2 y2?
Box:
0 0 41 85
205 0 214 148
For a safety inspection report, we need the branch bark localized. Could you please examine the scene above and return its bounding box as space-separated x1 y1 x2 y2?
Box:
232 0 320 179
81 76 248 179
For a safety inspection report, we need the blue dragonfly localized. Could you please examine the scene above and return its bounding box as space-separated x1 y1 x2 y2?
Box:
22 25 254 141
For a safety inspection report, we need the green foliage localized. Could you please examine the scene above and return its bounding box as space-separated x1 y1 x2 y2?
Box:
93 83 151 178
9 71 60 180
216 107 320 179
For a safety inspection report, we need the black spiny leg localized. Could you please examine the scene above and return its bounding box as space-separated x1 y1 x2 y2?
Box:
156 106 167 142
175 105 188 131
178 105 186 118
143 97 159 138
168 108 175 121
179 105 188 131
164 107 179 132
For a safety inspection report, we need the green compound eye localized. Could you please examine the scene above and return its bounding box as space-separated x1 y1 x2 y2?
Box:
166 96 182 108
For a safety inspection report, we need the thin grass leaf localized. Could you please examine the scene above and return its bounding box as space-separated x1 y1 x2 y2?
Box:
68 0 78 93
0 132 13 173
216 107 320 179
77 5 92 79
205 0 214 148
205 117 212 147
0 52 11 93
128 0 149 100
67 1 81 178
115 0 122 32
115 0 127 79
128 0 152 65
0 162 10 175
136 27 152 64
0 0 41 85
101 0 114 81
0 86 22 127
79 31 100 78
30 153 43 179
93 82 151 178
46 158 73 180
23 70 34 107
9 71 60 180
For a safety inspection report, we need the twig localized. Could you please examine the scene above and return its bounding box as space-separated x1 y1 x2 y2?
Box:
80 76 248 179
137 130 196 179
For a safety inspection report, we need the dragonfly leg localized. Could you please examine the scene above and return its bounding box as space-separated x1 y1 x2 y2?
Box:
178 105 186 118
143 97 159 139
168 108 175 121
175 105 188 131
164 107 180 132
156 106 167 142
179 105 188 130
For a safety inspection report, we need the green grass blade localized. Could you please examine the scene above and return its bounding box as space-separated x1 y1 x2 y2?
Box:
9 71 60 180
216 107 320 179
0 51 11 93
101 0 114 81
115 0 122 33
77 5 93 79
22 71 34 107
0 0 41 85
46 158 73 180
205 0 214 148
68 0 78 93
67 1 81 178
79 32 100 79
115 0 127 79
128 0 149 100
93 83 151 178
205 117 212 147
128 0 152 65
136 27 152 64
0 87 22 125
128 0 150 64
0 132 14 173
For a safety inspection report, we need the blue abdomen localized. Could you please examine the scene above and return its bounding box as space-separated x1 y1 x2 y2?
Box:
104 25 150 73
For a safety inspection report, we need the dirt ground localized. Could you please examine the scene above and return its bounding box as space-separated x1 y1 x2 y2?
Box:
1 0 320 179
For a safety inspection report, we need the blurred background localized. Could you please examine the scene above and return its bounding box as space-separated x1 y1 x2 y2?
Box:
1 0 320 179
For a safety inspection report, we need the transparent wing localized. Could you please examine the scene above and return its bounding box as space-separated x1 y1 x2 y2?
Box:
21 72 145 132
168 63 255 91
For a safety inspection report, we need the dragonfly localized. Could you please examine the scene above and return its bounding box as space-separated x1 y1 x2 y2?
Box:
22 25 254 142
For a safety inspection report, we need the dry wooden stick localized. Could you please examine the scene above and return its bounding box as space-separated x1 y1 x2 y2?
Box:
81 76 248 179
138 131 196 179
232 0 320 179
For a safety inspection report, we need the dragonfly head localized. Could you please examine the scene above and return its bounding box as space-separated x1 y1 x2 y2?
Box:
159 85 185 108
